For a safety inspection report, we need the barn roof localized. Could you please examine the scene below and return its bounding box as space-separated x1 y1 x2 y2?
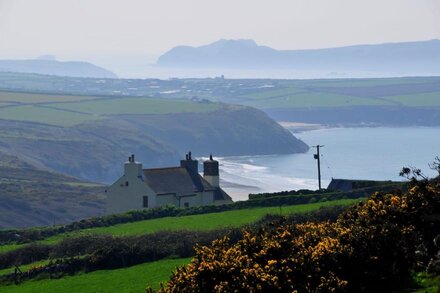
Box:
327 178 397 192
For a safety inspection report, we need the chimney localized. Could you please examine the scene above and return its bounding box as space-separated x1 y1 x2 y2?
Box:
124 154 142 177
180 151 198 175
203 154 219 187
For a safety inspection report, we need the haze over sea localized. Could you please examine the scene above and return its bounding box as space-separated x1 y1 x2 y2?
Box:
219 127 440 201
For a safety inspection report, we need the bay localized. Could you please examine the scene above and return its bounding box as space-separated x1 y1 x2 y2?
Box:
219 127 440 201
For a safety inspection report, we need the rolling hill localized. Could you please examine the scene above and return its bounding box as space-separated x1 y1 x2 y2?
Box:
1 72 439 126
0 57 117 78
156 39 440 76
0 89 308 183
0 153 104 228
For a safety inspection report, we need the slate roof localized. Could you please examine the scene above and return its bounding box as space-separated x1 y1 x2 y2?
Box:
143 167 230 201
214 188 233 201
327 179 355 192
327 178 395 192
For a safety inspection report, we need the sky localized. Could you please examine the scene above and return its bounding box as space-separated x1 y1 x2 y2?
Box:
0 0 439 77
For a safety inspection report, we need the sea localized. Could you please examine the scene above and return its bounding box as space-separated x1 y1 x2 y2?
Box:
218 127 440 201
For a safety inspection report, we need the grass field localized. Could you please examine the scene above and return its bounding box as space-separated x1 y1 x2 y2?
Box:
0 198 361 253
0 91 97 103
49 97 220 115
386 92 440 107
0 91 221 126
1 75 439 126
242 92 392 109
0 105 98 126
294 77 437 88
238 87 307 100
0 244 21 254
0 260 50 276
218 77 440 111
0 258 191 293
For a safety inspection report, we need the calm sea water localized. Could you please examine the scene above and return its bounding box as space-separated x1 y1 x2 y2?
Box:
218 127 440 201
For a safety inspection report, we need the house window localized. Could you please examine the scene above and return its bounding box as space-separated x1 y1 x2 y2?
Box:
143 196 149 208
184 202 189 208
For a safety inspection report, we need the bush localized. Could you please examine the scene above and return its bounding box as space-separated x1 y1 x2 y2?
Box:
0 243 51 269
156 179 440 292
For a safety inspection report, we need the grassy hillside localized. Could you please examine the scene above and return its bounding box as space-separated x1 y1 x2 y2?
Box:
0 258 190 293
0 199 360 253
0 92 220 127
0 87 307 186
0 198 362 293
0 153 104 228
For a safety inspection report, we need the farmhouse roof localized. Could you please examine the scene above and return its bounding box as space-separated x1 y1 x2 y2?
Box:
143 167 228 198
214 188 233 201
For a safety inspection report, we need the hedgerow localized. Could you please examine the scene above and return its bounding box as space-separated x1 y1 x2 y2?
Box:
0 205 348 284
0 185 399 245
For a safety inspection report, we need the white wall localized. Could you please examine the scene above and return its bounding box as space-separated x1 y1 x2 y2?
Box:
106 173 156 214
156 193 179 207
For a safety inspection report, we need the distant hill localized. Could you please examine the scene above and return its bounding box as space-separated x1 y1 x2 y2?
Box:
156 39 440 75
0 152 104 228
0 89 308 183
0 56 117 78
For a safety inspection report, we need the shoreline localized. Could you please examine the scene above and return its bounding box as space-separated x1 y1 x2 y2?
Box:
279 121 440 133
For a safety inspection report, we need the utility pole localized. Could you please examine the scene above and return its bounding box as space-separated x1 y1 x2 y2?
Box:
313 145 324 190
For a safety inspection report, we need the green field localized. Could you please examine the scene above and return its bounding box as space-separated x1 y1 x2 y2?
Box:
0 199 360 254
0 91 221 126
0 105 98 126
292 77 436 88
0 244 20 254
195 77 440 110
0 91 97 103
49 97 220 115
56 199 358 238
0 258 190 293
1 75 439 126
241 92 393 109
386 92 440 107
0 260 50 276
238 87 307 100
0 199 361 292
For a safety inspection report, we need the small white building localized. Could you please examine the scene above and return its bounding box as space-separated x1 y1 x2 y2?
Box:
106 153 232 214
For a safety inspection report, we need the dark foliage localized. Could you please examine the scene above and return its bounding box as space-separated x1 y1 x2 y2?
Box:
249 188 333 200
0 243 51 270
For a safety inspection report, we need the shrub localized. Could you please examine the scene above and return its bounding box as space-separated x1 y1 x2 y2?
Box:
156 179 440 292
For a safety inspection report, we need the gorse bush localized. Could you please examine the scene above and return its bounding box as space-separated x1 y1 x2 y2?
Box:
156 177 440 292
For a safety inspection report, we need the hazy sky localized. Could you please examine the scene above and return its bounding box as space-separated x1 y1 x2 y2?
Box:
1 0 439 76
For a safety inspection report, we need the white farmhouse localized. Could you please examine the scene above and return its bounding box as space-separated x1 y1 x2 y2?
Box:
106 153 232 214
